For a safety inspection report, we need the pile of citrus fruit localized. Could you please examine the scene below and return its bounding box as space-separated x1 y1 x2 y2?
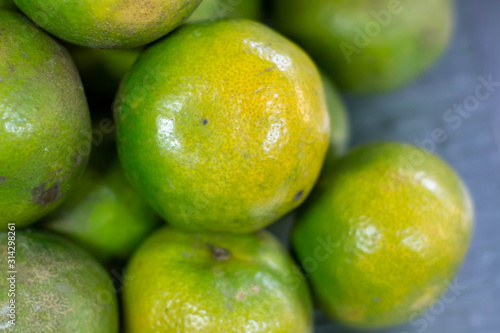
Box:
0 0 473 332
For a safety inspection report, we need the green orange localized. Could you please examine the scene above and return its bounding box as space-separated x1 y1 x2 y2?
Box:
14 0 202 48
293 142 473 328
0 11 91 230
188 0 262 22
123 226 313 332
43 159 159 263
115 19 330 233
0 230 118 331
274 0 453 93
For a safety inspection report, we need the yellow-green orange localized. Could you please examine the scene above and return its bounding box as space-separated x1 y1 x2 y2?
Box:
293 142 473 328
0 230 118 332
115 19 330 233
14 0 202 48
0 11 91 230
188 0 262 22
274 0 453 93
123 226 313 332
43 159 159 263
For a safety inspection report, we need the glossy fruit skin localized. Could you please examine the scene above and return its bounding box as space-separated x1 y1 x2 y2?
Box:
14 0 202 48
0 230 118 332
115 19 330 233
188 0 262 22
293 142 473 328
274 0 453 93
0 11 91 230
43 160 159 263
123 226 313 333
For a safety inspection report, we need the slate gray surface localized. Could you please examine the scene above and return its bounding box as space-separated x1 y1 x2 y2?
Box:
273 1 500 332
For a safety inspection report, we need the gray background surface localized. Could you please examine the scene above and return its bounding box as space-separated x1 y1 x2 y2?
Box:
310 1 500 332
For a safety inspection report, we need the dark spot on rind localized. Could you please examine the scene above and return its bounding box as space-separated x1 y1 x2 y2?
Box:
74 152 82 166
202 119 208 125
294 190 304 201
206 243 231 261
0 176 6 182
32 182 62 206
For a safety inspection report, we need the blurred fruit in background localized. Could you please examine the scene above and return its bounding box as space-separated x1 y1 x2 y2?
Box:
321 73 350 168
69 46 141 100
14 0 203 48
188 0 262 22
293 142 473 328
273 0 453 93
115 19 330 233
0 0 15 9
0 11 91 230
123 227 313 332
42 159 160 263
0 230 118 332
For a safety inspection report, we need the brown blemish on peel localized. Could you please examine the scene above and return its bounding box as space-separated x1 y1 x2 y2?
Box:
32 182 62 206
0 176 6 182
294 190 304 201
206 243 231 261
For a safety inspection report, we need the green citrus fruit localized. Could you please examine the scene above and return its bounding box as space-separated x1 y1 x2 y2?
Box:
42 159 159 263
115 19 330 233
0 11 91 230
14 0 203 48
274 0 453 93
123 226 313 332
0 230 118 331
188 0 262 22
293 142 473 328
